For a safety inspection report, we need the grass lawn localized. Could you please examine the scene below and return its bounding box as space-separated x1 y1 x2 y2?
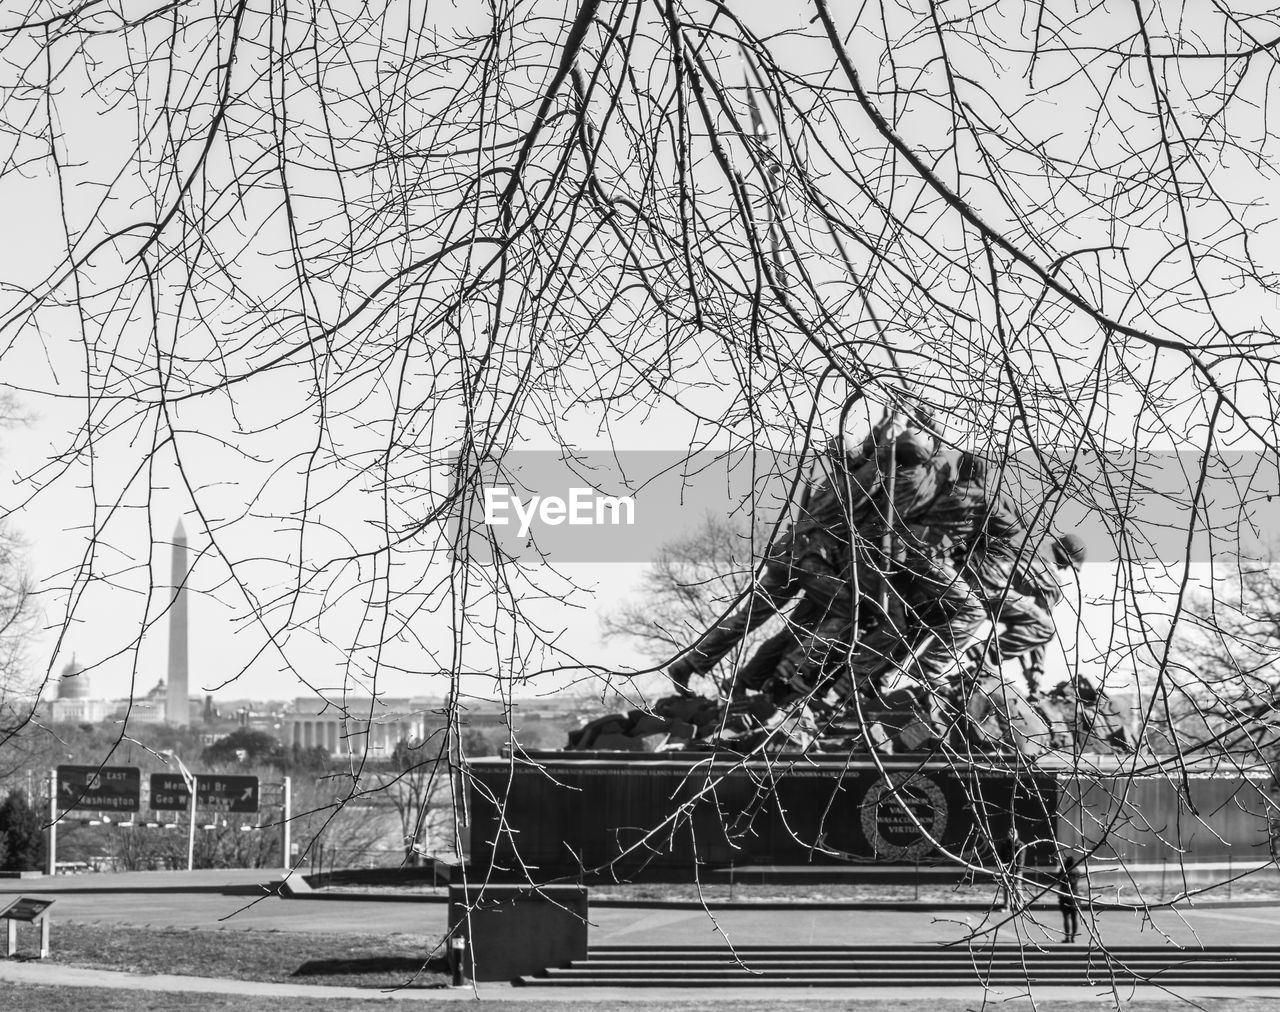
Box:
5 985 398 1010
26 920 451 990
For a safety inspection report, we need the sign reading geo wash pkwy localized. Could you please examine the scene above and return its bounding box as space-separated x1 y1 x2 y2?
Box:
149 773 259 813
55 765 141 812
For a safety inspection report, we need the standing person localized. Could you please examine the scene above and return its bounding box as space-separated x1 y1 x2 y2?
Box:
1057 857 1082 943
995 825 1025 911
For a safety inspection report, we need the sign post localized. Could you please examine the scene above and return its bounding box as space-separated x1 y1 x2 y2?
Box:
46 770 56 877
187 785 196 872
172 756 197 873
282 776 291 872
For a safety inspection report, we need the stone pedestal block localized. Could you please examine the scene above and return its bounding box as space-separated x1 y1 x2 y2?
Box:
447 883 588 982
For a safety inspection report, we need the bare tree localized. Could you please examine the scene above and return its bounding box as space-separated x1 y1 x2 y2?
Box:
0 526 34 712
0 395 39 774
3 0 1280 979
1169 556 1280 766
375 739 454 866
1 0 1272 694
601 513 767 665
107 811 280 872
289 772 405 872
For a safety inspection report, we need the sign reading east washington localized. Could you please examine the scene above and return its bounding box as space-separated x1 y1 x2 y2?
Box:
149 773 260 813
55 765 141 812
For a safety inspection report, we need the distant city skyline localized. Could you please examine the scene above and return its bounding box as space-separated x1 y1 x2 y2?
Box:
39 650 605 710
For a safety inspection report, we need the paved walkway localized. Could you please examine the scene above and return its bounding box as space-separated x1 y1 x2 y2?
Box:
0 868 283 895
4 960 1280 1005
17 885 1280 949
591 902 1280 949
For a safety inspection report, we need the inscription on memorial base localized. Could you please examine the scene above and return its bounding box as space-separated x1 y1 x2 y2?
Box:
860 772 949 861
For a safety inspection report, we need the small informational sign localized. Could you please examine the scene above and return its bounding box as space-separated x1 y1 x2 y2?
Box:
0 897 54 922
55 765 141 813
2 896 54 958
150 773 259 813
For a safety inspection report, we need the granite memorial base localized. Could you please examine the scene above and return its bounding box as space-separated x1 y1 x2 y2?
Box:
467 752 1273 884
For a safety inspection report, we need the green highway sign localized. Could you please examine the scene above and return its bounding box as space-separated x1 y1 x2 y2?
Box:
149 772 259 813
201 775 260 813
56 765 140 813
149 773 191 812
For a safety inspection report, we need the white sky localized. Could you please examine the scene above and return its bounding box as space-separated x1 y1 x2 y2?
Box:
1 0 1275 710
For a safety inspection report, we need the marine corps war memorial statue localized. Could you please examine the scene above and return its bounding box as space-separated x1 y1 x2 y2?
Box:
465 406 1271 896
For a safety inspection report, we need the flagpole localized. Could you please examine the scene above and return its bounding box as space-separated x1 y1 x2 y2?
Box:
740 47 786 289
740 46 920 414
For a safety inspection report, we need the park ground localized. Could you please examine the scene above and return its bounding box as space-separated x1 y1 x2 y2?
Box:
4 869 1280 1007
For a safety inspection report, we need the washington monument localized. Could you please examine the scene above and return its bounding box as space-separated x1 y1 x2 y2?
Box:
167 519 189 727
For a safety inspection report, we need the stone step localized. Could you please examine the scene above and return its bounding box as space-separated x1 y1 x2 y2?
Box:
521 974 1280 988
516 946 1280 987
584 947 1280 962
555 967 1280 972
567 959 1280 971
582 945 1279 951
587 944 1280 952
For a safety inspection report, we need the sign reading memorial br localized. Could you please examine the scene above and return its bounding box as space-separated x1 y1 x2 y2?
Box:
149 773 259 812
55 765 140 812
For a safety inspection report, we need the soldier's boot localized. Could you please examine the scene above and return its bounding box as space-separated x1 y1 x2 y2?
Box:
892 682 943 751
761 698 820 754
763 658 812 709
828 621 912 703
909 616 994 688
907 678 961 749
722 693 778 737
667 655 698 697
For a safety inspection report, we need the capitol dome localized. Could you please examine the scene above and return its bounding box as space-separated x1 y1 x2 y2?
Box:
56 656 90 700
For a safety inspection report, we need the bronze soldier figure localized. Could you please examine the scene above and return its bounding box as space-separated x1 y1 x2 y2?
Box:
666 416 937 695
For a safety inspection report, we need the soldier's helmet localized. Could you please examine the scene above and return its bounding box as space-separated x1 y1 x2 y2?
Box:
908 404 938 437
892 429 936 465
957 451 989 484
1051 533 1087 571
860 404 938 462
1073 674 1099 705
859 415 898 457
